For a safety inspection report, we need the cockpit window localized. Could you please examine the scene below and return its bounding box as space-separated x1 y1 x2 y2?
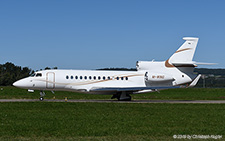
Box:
30 73 36 77
36 73 42 77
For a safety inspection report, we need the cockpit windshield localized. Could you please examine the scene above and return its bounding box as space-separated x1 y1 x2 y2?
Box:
30 73 42 77
36 73 42 77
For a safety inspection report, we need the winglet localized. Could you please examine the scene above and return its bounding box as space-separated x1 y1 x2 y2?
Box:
188 74 201 87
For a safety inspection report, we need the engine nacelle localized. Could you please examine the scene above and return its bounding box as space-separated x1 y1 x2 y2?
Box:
145 72 174 82
137 61 153 70
136 61 165 71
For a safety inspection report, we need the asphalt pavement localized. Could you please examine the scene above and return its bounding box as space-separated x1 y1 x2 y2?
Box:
1 99 225 103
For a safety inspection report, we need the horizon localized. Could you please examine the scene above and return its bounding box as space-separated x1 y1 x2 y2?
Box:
1 61 224 72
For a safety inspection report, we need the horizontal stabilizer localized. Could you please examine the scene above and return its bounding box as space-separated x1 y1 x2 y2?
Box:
172 62 197 67
194 62 217 65
172 61 217 67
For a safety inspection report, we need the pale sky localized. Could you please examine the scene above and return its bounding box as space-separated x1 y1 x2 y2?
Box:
1 0 224 70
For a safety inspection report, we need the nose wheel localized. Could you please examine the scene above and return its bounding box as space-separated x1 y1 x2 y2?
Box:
39 97 44 101
39 91 45 101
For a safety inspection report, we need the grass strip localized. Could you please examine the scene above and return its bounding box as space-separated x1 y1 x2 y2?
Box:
0 102 225 140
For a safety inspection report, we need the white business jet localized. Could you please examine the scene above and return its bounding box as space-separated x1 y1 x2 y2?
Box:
13 37 212 101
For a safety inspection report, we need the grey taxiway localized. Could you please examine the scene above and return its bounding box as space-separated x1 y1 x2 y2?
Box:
1 99 225 104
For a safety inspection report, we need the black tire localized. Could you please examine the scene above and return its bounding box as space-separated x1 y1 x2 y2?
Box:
118 96 131 101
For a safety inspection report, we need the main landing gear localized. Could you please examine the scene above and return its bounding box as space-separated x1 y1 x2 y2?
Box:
111 92 132 101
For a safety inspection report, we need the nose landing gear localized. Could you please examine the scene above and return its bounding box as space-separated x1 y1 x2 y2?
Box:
39 91 45 101
39 90 55 101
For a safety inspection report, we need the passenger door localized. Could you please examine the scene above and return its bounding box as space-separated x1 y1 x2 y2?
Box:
46 72 55 89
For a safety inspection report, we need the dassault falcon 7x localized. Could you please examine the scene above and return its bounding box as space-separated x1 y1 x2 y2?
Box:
13 37 213 101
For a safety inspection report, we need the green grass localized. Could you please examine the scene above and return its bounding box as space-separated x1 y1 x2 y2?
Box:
0 86 111 100
0 102 225 140
1 86 225 100
1 87 225 140
134 88 225 100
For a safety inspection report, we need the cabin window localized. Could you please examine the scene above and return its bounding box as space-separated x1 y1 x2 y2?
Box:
36 73 42 77
65 75 129 81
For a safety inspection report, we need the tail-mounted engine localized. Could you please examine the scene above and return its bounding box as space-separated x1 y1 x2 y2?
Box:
144 72 174 82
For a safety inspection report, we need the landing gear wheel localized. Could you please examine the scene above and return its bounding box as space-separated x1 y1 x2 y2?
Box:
117 92 132 101
39 97 44 101
118 96 131 101
39 91 45 101
125 96 132 101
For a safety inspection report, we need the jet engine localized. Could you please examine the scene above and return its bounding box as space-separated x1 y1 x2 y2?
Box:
144 72 174 82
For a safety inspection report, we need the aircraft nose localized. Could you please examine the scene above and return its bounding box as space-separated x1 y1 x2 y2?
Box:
13 80 22 87
13 79 28 88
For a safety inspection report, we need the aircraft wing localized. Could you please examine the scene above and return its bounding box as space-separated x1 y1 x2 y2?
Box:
188 74 201 87
90 86 180 93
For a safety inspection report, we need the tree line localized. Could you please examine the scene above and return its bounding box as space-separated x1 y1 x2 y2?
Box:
0 62 33 86
0 62 57 86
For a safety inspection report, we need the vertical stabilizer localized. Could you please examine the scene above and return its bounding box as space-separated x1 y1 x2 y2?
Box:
168 37 199 64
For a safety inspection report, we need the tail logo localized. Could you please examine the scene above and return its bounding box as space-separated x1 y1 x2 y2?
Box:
165 48 193 68
175 48 192 53
165 59 174 68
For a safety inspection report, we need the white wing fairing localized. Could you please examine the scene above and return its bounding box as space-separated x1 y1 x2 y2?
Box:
13 37 214 101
